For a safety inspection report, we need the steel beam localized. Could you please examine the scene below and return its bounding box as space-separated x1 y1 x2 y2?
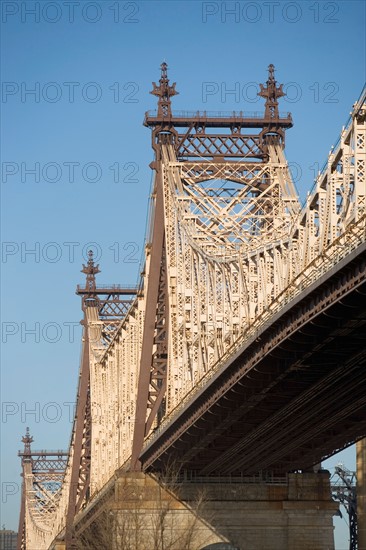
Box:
130 167 166 470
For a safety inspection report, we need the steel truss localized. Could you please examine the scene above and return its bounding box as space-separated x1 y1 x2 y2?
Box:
331 464 357 550
17 429 68 550
18 65 366 550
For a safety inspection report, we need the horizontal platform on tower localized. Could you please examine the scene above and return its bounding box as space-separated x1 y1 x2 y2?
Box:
18 450 69 457
144 109 293 128
76 284 138 295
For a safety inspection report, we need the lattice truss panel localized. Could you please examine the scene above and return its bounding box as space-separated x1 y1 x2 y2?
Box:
23 452 71 550
177 133 264 159
299 112 366 264
161 142 301 411
97 294 136 347
22 318 95 549
88 298 144 493
25 302 145 550
160 93 366 415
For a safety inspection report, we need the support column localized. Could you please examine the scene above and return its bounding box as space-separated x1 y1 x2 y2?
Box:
285 473 337 550
181 472 337 550
357 439 366 550
73 471 338 550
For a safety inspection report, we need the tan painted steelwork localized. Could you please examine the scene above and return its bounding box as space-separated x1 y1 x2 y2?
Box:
18 66 366 550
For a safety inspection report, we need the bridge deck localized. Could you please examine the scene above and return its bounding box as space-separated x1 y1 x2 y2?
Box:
141 246 366 475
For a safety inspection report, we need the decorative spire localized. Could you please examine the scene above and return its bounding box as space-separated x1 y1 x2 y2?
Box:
258 64 285 120
81 250 100 294
150 62 178 117
21 427 33 456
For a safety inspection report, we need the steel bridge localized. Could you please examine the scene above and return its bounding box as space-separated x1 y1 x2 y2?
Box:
18 64 366 550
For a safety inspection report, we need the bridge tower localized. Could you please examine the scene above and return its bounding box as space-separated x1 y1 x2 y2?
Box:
131 62 297 469
17 429 68 550
64 251 138 546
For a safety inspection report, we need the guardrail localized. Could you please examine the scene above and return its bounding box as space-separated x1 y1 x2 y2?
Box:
76 284 138 291
145 109 292 119
18 449 68 456
316 84 366 181
171 472 289 485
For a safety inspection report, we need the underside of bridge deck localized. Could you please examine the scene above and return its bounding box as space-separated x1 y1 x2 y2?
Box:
141 247 366 475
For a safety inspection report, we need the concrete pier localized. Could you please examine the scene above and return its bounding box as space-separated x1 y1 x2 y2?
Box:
72 471 338 549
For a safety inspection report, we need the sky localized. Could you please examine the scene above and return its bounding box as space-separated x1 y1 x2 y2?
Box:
0 0 365 547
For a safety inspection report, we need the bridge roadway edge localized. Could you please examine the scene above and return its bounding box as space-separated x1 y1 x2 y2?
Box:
141 242 366 473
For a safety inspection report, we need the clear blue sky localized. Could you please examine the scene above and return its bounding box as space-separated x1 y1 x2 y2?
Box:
1 1 365 547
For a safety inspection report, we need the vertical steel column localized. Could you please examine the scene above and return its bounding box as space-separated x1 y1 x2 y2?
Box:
131 166 165 470
17 428 33 550
357 439 366 550
16 487 26 550
65 320 91 548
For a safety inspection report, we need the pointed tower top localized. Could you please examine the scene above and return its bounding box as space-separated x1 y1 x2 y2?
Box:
21 427 33 456
258 64 286 120
150 62 178 117
81 250 100 293
268 63 275 82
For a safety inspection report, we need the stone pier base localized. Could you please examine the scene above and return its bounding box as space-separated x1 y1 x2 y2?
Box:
73 471 338 550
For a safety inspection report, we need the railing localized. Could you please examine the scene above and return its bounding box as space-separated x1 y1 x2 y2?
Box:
76 284 138 291
170 472 288 485
316 83 366 181
145 109 292 120
18 450 68 456
143 215 366 452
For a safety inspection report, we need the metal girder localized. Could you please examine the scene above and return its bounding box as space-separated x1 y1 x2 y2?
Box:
130 165 167 470
140 247 366 472
331 465 357 550
144 111 293 129
64 321 91 548
176 133 267 160
17 480 26 550
130 63 299 468
144 243 169 434
76 267 138 348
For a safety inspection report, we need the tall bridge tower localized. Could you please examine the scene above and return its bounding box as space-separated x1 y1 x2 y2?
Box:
17 429 68 550
131 62 297 468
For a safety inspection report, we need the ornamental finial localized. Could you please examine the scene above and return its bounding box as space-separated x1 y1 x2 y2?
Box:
21 427 33 456
81 250 100 293
258 64 286 120
150 62 178 117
